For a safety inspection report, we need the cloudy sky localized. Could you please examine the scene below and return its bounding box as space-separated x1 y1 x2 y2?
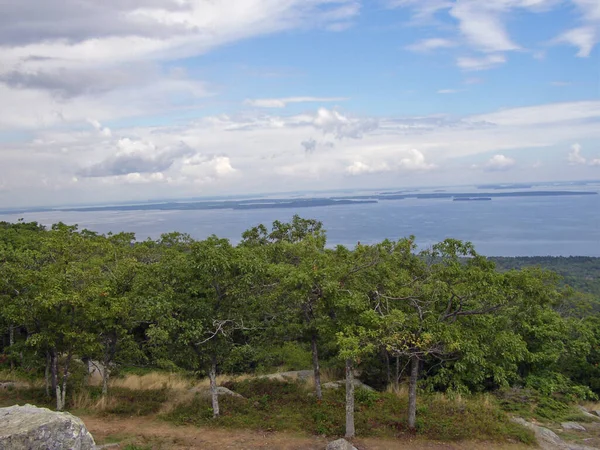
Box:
0 0 599 207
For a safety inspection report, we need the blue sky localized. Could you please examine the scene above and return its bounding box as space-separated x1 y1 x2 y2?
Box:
0 0 599 207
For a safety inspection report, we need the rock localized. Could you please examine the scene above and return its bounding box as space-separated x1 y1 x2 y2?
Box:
576 406 600 421
322 380 375 392
0 382 29 390
0 404 95 450
261 370 314 381
190 386 244 398
562 422 586 432
326 438 358 450
511 417 596 450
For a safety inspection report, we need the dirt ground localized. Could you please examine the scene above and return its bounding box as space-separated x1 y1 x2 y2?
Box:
82 415 532 450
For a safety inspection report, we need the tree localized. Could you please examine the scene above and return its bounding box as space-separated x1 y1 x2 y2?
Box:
242 216 332 399
148 234 263 417
375 239 539 429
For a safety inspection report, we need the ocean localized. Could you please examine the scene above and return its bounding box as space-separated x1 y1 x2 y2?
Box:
2 193 599 257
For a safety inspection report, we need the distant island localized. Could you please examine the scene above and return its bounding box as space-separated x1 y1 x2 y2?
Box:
0 190 597 214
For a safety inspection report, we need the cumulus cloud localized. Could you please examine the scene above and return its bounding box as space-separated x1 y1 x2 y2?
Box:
568 143 587 164
87 119 112 137
301 138 318 153
566 143 599 166
79 139 195 178
484 154 516 171
3 96 600 206
346 149 435 175
398 149 436 170
244 97 348 108
346 161 390 175
313 108 378 139
180 155 237 182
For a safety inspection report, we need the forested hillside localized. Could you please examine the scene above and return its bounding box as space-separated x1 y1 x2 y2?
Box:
1 218 599 440
491 256 600 297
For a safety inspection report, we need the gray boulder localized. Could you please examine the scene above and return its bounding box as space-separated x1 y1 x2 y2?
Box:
190 386 244 398
511 417 596 450
561 422 586 432
576 406 600 421
0 404 95 450
326 438 358 450
322 380 375 392
261 370 314 381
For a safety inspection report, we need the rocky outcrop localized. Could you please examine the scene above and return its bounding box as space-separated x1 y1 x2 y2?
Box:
577 406 600 421
511 417 596 450
326 438 358 450
322 380 375 392
0 404 95 450
260 370 314 381
562 422 586 432
190 386 244 398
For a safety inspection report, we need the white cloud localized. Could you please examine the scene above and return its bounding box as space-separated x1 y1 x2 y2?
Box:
0 0 359 131
457 54 506 71
346 148 435 175
437 89 459 94
398 149 436 170
3 98 600 206
87 118 112 137
389 0 599 62
550 81 572 87
484 154 516 171
449 2 520 53
556 26 597 57
346 161 390 175
568 143 587 164
313 108 378 139
244 97 348 108
470 101 600 126
405 38 456 52
589 158 600 166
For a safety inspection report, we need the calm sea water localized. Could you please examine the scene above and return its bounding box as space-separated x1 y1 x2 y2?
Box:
2 195 600 256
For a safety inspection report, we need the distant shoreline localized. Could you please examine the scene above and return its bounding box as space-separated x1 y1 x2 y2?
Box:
1 190 596 214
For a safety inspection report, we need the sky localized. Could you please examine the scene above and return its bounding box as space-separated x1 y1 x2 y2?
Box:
0 0 599 207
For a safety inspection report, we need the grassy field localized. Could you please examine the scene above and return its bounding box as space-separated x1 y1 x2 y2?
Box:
2 369 597 449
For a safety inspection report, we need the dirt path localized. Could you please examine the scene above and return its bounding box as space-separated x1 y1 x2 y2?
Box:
81 415 531 450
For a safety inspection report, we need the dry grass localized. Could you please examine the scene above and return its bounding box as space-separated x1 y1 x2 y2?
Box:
582 401 600 411
110 372 192 391
71 389 120 411
386 383 409 397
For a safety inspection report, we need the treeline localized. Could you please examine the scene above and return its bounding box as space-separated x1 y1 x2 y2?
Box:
1 217 599 438
491 256 600 299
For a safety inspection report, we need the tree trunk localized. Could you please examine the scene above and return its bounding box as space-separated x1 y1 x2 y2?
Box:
45 351 51 398
383 348 391 388
56 352 72 411
345 358 355 439
394 355 400 393
311 332 322 401
209 355 220 418
408 355 419 430
8 326 14 370
50 350 62 410
101 364 110 396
